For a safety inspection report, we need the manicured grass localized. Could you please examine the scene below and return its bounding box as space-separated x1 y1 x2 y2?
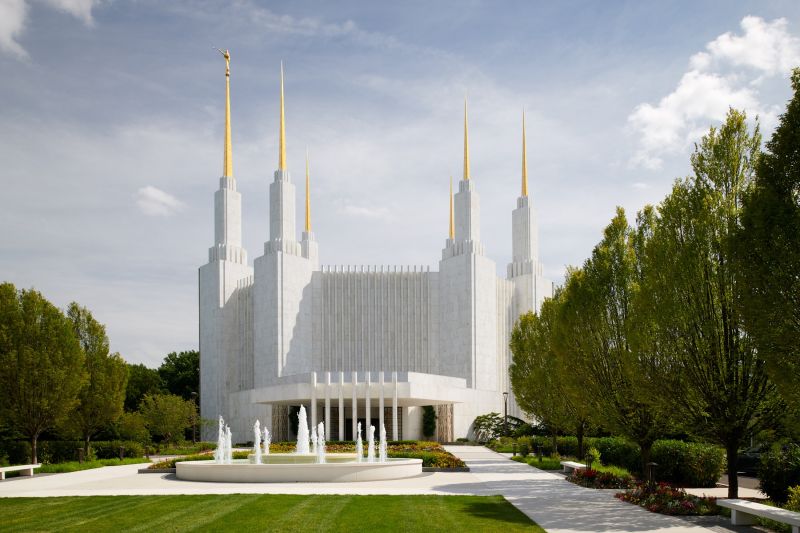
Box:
0 495 544 532
511 455 633 477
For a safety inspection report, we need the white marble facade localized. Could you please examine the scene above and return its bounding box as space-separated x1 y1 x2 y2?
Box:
199 74 552 441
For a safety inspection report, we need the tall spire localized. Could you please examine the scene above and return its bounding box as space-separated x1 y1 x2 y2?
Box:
521 110 528 197
278 62 287 171
219 49 233 178
463 97 470 181
305 149 311 232
449 176 454 239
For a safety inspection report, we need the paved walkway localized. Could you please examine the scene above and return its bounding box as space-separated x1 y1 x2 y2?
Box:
0 446 757 532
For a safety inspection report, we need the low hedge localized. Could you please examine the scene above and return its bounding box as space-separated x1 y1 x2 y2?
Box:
0 440 146 465
650 440 724 488
591 437 641 473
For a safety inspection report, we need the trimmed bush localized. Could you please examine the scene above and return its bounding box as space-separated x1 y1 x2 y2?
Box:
0 440 145 465
759 444 800 504
93 441 145 460
651 440 724 488
591 437 641 473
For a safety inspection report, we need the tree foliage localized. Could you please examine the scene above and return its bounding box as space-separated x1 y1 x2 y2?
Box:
158 350 199 402
0 283 86 463
139 393 196 444
125 363 163 412
737 69 800 417
67 303 128 456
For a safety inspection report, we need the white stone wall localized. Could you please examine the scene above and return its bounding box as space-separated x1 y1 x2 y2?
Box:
312 266 437 375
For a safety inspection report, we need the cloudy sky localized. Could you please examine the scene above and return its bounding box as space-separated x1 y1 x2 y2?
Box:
2 0 799 367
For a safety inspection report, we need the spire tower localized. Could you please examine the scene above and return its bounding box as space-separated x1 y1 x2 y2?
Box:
278 62 287 171
449 176 454 239
305 149 311 232
521 110 528 197
463 98 470 181
220 49 233 178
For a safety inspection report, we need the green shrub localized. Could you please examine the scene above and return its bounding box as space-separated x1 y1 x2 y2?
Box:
759 444 800 504
787 485 800 512
93 441 145 460
591 437 641 473
519 443 530 457
586 447 601 468
651 440 724 488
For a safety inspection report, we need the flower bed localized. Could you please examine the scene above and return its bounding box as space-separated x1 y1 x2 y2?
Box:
567 467 634 489
147 441 465 469
615 482 718 516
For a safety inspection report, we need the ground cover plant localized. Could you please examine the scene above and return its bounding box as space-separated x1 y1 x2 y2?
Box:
1 458 147 477
0 494 544 533
616 482 718 516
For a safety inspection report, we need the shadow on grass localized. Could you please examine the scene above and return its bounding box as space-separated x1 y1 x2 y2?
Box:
461 497 537 527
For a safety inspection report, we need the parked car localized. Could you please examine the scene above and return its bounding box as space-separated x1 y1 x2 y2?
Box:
737 445 765 476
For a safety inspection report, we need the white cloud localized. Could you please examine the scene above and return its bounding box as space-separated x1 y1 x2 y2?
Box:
136 185 186 216
629 16 799 169
0 0 99 59
0 0 29 59
706 16 800 75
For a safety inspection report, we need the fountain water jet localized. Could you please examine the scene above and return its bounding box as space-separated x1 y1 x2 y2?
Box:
214 416 226 464
263 427 271 456
379 423 387 463
296 405 310 454
316 421 326 463
253 420 262 465
225 425 233 464
310 426 318 456
355 422 363 463
367 425 376 463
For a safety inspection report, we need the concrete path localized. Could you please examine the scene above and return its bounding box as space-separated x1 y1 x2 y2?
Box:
440 446 730 533
0 447 754 532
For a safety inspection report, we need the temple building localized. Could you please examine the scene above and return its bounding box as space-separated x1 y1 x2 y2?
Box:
199 53 553 442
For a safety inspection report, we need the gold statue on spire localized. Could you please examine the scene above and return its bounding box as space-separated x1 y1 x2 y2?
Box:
278 62 287 171
449 176 455 239
522 110 528 197
463 97 470 181
305 149 311 232
218 48 233 178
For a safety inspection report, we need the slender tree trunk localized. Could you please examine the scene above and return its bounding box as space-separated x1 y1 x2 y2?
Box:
576 423 585 460
726 443 739 499
641 442 652 480
551 430 558 456
84 434 91 459
30 435 38 465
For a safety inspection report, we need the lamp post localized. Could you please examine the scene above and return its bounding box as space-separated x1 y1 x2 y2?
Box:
502 392 509 436
191 392 198 443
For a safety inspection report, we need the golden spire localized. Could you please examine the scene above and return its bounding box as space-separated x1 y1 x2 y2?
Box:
449 176 454 239
278 61 287 171
305 149 311 232
463 97 470 181
219 48 233 178
522 110 528 197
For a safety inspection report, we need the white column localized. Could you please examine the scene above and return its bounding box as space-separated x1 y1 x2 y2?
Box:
365 371 371 428
392 371 399 440
310 371 317 430
379 371 385 435
325 371 331 441
351 371 358 440
338 371 344 441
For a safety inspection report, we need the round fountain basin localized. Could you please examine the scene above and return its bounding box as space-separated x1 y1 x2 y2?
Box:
176 454 423 483
245 453 358 464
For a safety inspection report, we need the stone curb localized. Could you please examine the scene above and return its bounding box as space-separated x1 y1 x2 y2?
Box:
422 467 470 472
139 468 176 474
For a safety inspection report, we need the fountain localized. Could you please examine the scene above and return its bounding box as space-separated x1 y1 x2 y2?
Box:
253 420 262 465
367 425 376 463
310 426 318 457
176 412 422 483
263 427 271 456
316 421 326 464
296 405 310 454
355 422 363 463
379 424 387 463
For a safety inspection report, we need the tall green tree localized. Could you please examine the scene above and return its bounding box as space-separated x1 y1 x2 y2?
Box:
158 350 199 402
510 291 593 457
139 393 196 444
0 283 86 464
125 363 163 411
644 109 783 498
737 70 800 416
67 303 128 456
553 209 673 472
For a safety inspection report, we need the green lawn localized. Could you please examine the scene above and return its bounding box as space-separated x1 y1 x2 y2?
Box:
512 455 633 477
0 494 544 532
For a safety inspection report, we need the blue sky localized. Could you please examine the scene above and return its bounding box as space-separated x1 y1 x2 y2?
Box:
2 0 799 366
